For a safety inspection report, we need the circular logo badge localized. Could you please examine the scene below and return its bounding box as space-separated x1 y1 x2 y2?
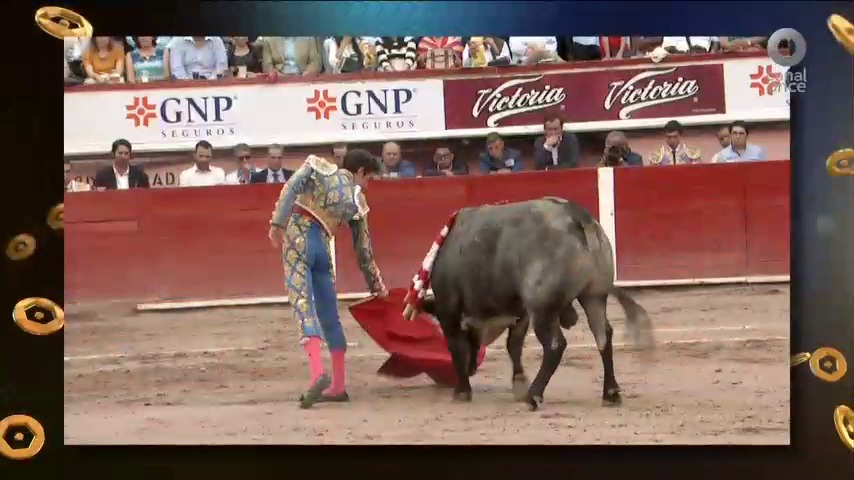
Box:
828 14 854 55
809 346 848 382
34 7 93 39
46 203 64 231
0 415 46 460
768 28 807 67
833 405 854 451
12 297 65 336
6 234 36 261
827 149 854 177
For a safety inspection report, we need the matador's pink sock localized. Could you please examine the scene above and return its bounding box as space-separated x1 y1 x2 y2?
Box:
302 337 324 383
325 350 347 395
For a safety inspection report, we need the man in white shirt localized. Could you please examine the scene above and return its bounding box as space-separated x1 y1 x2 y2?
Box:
225 143 255 185
179 140 227 187
250 144 293 183
508 37 558 64
662 37 719 54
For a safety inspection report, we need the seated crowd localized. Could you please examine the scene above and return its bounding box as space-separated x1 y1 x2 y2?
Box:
63 35 769 84
65 118 771 192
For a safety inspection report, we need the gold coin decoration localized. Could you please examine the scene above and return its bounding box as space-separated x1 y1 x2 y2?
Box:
12 297 65 336
790 352 811 367
833 405 854 451
6 234 36 261
46 203 64 230
0 415 46 460
828 14 854 55
34 7 92 39
827 149 854 177
808 347 847 383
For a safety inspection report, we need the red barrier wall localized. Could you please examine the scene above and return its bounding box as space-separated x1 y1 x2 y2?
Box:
65 162 789 304
613 160 790 281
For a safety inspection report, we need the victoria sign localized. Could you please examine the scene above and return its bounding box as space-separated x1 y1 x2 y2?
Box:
443 63 726 129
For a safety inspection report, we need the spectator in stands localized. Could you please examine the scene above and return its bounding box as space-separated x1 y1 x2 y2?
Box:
509 37 559 65
719 37 767 52
170 37 229 80
376 37 418 71
479 132 524 174
423 147 469 177
225 143 255 185
601 36 630 59
566 37 602 61
65 160 91 192
630 37 664 58
417 37 464 69
380 142 417 178
125 36 170 83
260 37 323 76
648 120 703 166
322 37 365 74
82 36 125 84
709 126 731 163
360 38 380 71
462 37 511 67
534 114 580 170
601 131 644 167
251 144 294 183
227 36 262 78
64 55 82 85
127 36 172 51
64 37 88 80
523 42 564 65
713 121 767 162
179 140 227 187
331 143 348 166
662 37 720 54
93 139 151 190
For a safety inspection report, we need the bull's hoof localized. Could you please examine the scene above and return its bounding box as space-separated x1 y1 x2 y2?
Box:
452 389 473 402
602 387 622 406
512 374 529 402
526 393 543 411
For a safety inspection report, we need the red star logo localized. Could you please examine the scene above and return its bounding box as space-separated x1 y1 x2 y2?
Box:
749 64 783 97
125 96 158 127
306 89 338 120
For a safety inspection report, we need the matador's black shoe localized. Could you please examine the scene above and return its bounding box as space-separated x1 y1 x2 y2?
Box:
317 391 350 403
299 374 331 409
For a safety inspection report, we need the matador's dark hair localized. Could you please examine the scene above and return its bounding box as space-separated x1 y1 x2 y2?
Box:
342 148 382 175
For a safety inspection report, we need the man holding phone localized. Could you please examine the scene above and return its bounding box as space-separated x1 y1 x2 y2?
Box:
534 114 581 170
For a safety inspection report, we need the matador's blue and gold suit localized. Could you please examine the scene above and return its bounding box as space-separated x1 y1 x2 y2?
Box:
270 155 385 351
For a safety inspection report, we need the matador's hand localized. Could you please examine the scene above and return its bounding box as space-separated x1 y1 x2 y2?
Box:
268 226 285 250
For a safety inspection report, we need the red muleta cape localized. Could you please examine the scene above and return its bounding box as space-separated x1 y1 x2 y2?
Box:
348 288 486 387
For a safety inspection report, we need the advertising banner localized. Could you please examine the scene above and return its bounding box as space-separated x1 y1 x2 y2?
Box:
443 64 727 130
723 58 791 122
64 79 446 155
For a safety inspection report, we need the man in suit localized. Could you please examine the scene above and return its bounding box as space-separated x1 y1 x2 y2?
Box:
379 142 417 178
93 139 150 190
251 144 294 184
423 146 469 177
479 132 524 174
534 114 581 170
259 37 323 76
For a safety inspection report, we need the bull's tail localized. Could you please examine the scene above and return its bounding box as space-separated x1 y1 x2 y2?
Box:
610 287 655 351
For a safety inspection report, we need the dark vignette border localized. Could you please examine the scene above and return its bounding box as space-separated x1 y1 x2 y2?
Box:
2 0 851 477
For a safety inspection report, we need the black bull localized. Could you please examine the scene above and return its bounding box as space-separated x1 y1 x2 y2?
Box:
420 197 655 410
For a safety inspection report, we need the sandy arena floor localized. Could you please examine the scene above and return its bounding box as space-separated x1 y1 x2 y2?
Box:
64 285 790 445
